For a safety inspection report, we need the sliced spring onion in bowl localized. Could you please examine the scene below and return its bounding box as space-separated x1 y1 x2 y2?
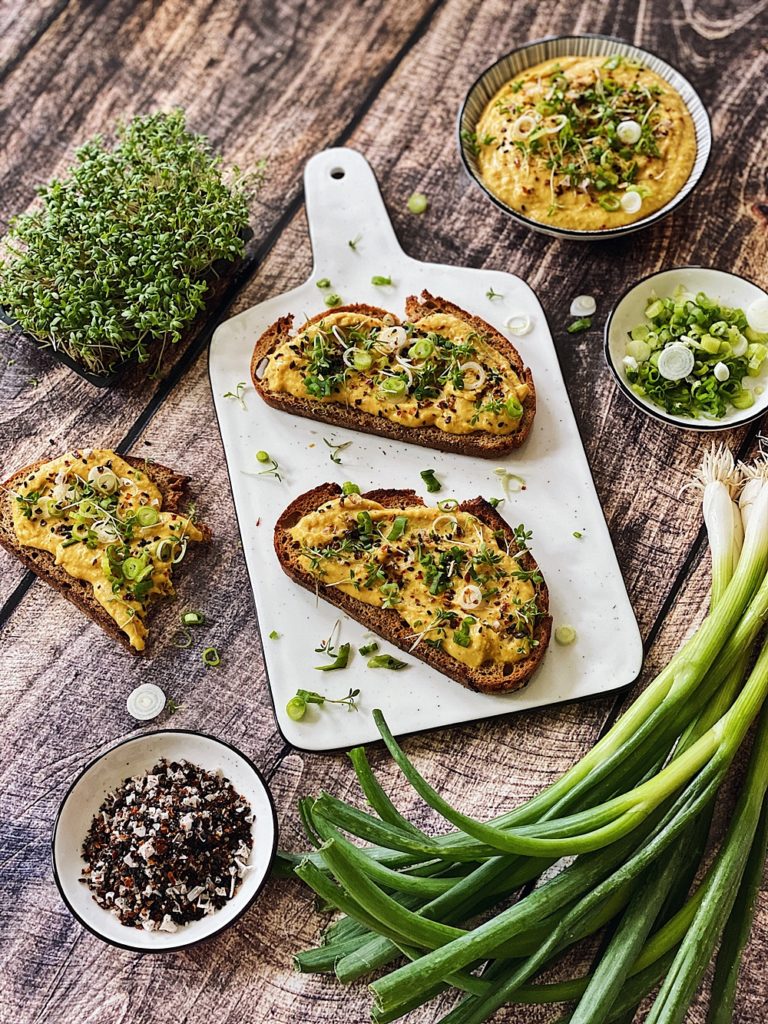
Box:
657 342 695 381
747 297 768 334
605 267 768 431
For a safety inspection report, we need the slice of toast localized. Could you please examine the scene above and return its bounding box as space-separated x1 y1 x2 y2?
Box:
0 453 210 655
251 291 535 457
274 483 551 694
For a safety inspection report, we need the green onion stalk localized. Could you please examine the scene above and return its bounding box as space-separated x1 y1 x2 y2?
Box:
280 450 768 1023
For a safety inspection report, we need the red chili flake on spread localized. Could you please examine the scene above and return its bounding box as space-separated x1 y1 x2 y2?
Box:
80 759 254 932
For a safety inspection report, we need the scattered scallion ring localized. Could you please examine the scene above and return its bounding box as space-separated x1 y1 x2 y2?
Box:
136 505 160 527
202 646 221 668
181 610 206 627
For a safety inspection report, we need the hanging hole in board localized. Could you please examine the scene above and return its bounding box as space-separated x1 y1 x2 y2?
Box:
330 167 345 179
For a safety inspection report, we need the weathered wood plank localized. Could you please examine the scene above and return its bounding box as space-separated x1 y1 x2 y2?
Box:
0 0 439 602
1 0 767 1022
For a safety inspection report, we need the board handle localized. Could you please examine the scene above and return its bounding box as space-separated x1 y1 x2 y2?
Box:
304 148 404 271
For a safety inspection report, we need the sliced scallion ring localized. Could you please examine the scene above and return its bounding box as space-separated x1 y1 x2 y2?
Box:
512 113 538 137
431 514 459 534
379 376 408 397
87 466 118 494
172 539 188 564
569 295 596 318
122 556 147 580
747 297 768 335
555 625 577 646
376 326 407 352
126 683 166 721
494 467 525 496
458 362 487 391
505 314 532 336
616 119 642 144
620 190 643 214
408 338 434 361
154 538 174 561
202 647 221 668
658 342 695 381
135 505 159 527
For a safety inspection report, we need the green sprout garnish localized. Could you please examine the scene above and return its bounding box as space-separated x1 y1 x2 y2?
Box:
371 275 393 286
486 287 504 301
224 382 248 409
316 278 332 289
342 481 361 495
324 437 353 464
325 293 342 308
348 235 362 251
359 641 379 656
254 450 282 481
314 621 351 671
165 698 184 715
286 687 360 721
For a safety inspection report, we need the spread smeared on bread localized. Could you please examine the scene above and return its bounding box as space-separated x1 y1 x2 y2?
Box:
275 484 551 693
3 449 207 652
252 292 536 456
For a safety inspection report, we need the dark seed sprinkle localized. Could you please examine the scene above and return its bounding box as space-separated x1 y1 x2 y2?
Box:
80 759 254 932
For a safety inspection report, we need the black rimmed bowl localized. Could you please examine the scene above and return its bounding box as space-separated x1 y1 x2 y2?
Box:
605 266 768 432
457 35 712 241
52 729 277 952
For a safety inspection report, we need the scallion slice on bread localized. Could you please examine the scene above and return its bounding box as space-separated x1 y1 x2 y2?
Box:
274 484 551 693
252 291 536 457
0 449 210 653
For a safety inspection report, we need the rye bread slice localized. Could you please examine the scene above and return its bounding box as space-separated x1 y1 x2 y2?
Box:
0 452 211 655
274 483 551 694
251 292 535 457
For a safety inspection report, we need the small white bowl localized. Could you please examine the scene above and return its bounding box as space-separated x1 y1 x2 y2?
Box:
605 266 768 431
52 730 277 952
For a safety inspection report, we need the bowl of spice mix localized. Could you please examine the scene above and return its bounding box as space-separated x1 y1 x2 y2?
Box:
52 730 277 951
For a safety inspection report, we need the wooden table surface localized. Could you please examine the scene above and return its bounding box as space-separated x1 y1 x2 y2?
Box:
1 1 767 1022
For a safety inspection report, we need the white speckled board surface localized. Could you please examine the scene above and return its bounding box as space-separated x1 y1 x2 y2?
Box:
209 147 642 752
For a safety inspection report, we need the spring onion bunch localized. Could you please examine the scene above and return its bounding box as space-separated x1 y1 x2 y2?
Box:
279 443 768 1023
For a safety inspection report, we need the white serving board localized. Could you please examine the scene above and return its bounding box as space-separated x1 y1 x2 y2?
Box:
209 147 642 752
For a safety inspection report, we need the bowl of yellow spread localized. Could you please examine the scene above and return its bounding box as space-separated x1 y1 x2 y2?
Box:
458 35 711 240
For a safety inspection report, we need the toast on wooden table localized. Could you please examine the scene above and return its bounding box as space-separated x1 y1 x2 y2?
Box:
0 449 210 655
274 483 551 693
251 291 535 456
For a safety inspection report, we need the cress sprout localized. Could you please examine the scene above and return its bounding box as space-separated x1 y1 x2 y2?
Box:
286 687 360 721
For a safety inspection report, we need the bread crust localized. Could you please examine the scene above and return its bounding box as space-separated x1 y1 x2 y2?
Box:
251 292 535 457
274 484 551 694
0 452 210 655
